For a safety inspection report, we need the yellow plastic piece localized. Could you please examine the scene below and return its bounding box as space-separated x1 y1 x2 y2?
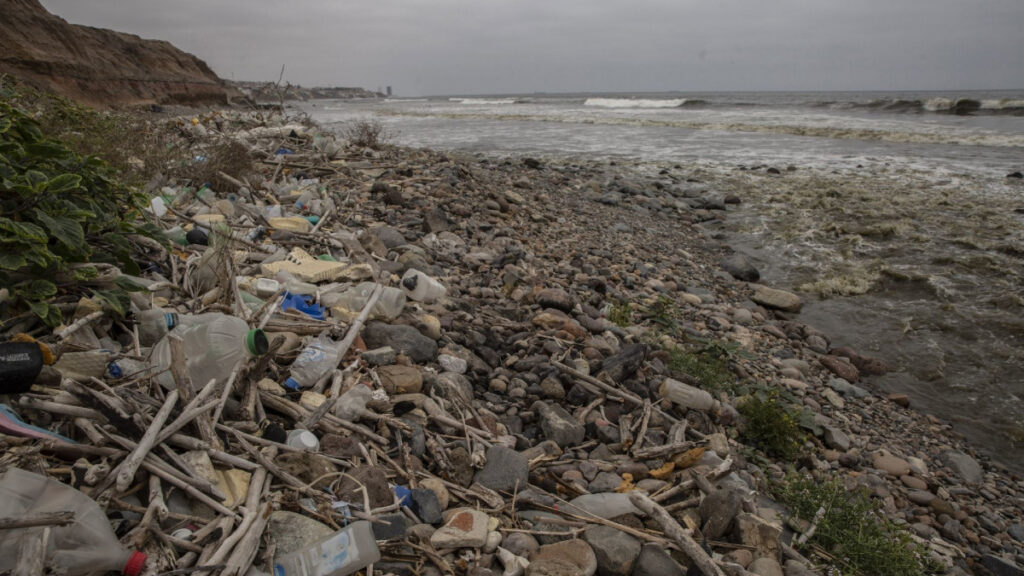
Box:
267 217 311 234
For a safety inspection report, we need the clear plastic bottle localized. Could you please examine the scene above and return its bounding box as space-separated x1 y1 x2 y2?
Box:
150 313 268 390
401 269 447 303
287 429 320 451
334 382 373 421
284 334 341 391
567 493 644 519
272 520 379 576
323 282 406 321
658 378 718 412
0 468 147 576
275 270 320 296
136 308 179 346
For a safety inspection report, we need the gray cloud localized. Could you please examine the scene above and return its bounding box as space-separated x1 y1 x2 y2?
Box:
40 0 1024 95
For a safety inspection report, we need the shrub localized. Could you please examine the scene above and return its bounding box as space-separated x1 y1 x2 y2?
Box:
0 83 162 325
665 345 735 393
341 118 392 150
776 475 945 576
607 300 632 327
738 390 805 459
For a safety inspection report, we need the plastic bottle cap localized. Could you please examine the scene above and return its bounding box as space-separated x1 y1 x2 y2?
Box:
246 329 270 356
165 313 178 330
123 551 147 576
283 377 301 391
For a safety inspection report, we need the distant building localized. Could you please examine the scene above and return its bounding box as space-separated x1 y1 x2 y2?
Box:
386 86 392 97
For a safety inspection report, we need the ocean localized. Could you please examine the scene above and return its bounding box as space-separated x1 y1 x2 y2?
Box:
304 91 1024 473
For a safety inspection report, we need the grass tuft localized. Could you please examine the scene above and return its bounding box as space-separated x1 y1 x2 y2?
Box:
738 390 805 460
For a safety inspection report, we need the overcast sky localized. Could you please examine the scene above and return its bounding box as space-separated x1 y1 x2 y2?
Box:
40 0 1024 96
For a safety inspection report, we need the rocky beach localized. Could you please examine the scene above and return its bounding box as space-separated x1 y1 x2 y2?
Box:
2 91 1023 574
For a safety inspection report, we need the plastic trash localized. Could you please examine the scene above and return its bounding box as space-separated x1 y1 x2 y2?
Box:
323 282 406 322
148 196 167 217
0 468 146 576
164 226 188 246
273 520 379 576
186 228 209 246
0 341 45 393
658 378 717 412
255 278 281 298
401 269 447 303
136 308 179 346
284 334 341 390
150 313 268 390
54 349 114 381
334 382 373 421
274 270 320 296
0 404 75 444
287 429 320 451
280 292 326 321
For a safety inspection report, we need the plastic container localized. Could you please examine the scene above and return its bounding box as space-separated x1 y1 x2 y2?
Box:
272 520 379 576
567 493 644 519
54 349 114 381
164 226 188 246
658 378 717 412
136 309 179 346
150 313 268 390
334 382 372 421
0 342 44 393
149 196 167 218
255 278 281 298
324 282 406 322
287 429 320 451
0 468 146 576
274 270 320 296
401 269 446 303
284 334 341 391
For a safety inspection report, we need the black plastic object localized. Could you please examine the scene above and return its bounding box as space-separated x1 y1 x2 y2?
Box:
0 342 44 393
186 228 209 246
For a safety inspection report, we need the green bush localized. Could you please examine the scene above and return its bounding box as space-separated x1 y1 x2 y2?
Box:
738 390 805 459
776 475 944 576
0 85 161 325
607 300 632 327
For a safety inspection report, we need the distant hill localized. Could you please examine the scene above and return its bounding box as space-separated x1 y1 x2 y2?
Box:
0 0 237 107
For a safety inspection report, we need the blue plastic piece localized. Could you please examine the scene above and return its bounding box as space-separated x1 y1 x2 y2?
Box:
106 362 124 379
280 292 325 320
393 485 412 507
283 377 301 391
275 147 294 155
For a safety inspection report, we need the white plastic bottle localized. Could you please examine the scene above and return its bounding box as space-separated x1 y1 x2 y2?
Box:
287 429 320 451
0 468 147 576
150 313 268 390
284 334 341 391
401 269 446 303
273 520 380 576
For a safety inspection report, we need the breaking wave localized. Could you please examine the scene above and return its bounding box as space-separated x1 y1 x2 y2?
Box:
821 97 1024 116
448 97 517 105
584 97 702 109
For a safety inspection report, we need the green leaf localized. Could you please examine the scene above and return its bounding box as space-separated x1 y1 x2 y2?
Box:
15 278 58 300
0 217 48 244
25 170 48 188
93 288 130 317
72 266 100 282
35 209 86 252
44 173 82 194
0 116 11 134
28 300 50 321
113 274 148 292
0 251 27 270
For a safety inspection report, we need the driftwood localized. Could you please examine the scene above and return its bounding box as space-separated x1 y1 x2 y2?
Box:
629 492 726 576
0 511 74 530
12 527 50 576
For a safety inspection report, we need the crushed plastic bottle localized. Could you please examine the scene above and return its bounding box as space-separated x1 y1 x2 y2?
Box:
323 282 406 321
401 269 446 303
0 468 147 576
273 520 379 576
284 334 341 390
334 382 373 421
150 313 268 390
136 308 178 346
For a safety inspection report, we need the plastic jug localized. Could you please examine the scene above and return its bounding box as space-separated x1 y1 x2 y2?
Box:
0 468 146 576
273 520 379 576
150 313 268 390
284 334 341 391
401 269 446 303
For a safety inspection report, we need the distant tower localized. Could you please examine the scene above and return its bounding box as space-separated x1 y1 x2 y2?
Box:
386 86 392 97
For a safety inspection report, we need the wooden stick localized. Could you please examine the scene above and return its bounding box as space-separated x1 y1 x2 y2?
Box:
0 511 74 530
628 492 726 576
116 389 179 492
12 527 50 576
53 310 104 340
333 283 383 361
632 441 698 461
222 502 271 576
207 468 268 565
140 460 239 520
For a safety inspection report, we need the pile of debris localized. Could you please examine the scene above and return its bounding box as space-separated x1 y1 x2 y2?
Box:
0 109 1019 576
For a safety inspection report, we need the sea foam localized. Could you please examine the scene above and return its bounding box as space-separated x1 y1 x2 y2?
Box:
584 97 688 109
